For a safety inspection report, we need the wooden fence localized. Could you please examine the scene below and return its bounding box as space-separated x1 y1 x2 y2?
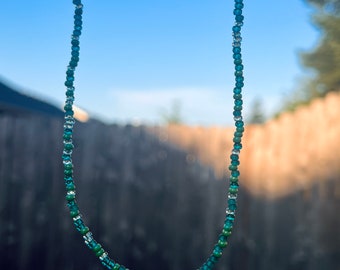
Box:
0 92 339 270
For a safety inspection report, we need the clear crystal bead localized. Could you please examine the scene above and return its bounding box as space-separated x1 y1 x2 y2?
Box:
234 116 243 121
99 252 108 261
71 35 79 40
63 159 72 165
67 191 76 196
76 4 83 9
228 194 237 200
233 42 241 47
63 149 73 155
235 22 243 27
226 209 236 215
73 215 82 221
83 232 93 242
64 124 74 130
232 149 240 155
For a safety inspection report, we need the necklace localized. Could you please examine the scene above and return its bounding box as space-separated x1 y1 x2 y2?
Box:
62 1 244 269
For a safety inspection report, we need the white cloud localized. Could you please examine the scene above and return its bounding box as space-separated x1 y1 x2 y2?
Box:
105 86 235 126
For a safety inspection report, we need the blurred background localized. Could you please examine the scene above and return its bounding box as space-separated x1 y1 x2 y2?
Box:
0 0 339 269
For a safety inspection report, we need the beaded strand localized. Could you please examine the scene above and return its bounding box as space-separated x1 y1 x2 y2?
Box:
62 1 244 270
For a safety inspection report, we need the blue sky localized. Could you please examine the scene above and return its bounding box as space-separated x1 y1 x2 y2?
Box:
0 1 319 125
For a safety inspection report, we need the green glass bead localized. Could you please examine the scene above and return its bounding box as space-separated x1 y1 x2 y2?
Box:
96 248 105 257
64 163 73 170
230 176 238 183
113 264 121 270
64 169 73 176
229 165 237 171
80 226 89 235
66 183 75 191
222 228 232 237
236 126 244 132
229 187 238 194
213 246 222 258
64 143 74 150
70 210 80 218
218 236 228 248
66 194 75 201
93 244 102 252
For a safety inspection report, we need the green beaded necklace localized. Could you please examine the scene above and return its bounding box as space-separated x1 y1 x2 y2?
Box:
62 1 245 269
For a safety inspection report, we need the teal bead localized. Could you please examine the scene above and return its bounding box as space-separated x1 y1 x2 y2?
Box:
74 14 82 20
234 58 242 65
72 46 80 52
234 143 242 150
65 81 73 87
235 100 243 106
236 3 244 9
73 0 81 4
230 154 239 161
233 47 241 54
228 199 237 211
233 137 241 143
71 50 79 57
73 29 81 36
232 25 241 33
236 15 244 22
236 126 244 132
235 120 244 127
236 64 243 71
64 143 74 150
233 53 241 60
235 71 243 77
233 110 241 116
75 8 83 15
233 9 242 15
233 87 241 94
233 94 242 99
234 131 243 137
231 170 240 177
231 160 239 166
236 82 244 88
74 19 82 26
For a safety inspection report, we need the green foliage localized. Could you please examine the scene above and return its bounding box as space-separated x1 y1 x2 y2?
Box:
161 99 183 125
278 0 340 114
246 98 265 124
